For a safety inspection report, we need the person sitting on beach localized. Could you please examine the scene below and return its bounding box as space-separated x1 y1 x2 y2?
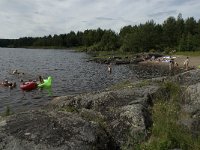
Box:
183 57 189 70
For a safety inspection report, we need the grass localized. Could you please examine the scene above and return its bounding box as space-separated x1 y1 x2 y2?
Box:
58 106 79 113
134 80 151 88
109 79 151 91
80 109 107 129
175 51 200 56
109 80 133 90
140 102 200 150
136 81 200 150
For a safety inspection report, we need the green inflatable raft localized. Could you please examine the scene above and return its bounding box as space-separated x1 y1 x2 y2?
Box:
38 76 52 95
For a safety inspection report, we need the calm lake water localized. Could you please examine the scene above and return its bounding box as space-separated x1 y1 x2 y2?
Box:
0 48 140 113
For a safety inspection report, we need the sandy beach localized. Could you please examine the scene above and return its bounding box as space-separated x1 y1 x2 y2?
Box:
173 55 200 68
140 55 200 70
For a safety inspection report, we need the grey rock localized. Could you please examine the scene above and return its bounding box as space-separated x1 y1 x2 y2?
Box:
0 110 110 150
49 84 159 147
180 82 200 135
173 69 200 86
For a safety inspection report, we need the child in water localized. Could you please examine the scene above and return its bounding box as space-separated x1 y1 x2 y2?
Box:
108 64 112 74
39 75 44 84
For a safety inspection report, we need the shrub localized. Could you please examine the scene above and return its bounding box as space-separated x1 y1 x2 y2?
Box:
138 82 200 150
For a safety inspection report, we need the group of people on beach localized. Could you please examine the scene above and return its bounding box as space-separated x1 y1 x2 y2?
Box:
106 56 190 75
169 56 189 71
168 57 178 71
149 55 190 71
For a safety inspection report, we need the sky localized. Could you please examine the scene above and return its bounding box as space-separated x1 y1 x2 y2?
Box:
0 0 200 39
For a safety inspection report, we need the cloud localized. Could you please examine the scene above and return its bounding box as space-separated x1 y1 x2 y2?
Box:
95 17 116 21
0 0 200 38
148 10 177 17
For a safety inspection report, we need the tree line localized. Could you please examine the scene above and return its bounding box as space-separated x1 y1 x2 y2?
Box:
1 14 200 53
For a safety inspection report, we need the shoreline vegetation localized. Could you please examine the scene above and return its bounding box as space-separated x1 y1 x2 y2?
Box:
1 14 200 56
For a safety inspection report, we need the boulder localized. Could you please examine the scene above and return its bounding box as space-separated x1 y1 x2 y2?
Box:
173 69 200 86
49 84 159 148
181 82 200 136
0 110 110 150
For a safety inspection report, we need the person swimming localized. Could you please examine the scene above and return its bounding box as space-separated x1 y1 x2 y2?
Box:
9 82 16 89
1 80 16 89
39 75 44 84
12 69 18 74
2 80 10 87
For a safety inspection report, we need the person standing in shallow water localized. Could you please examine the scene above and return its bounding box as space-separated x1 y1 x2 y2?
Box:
108 64 112 74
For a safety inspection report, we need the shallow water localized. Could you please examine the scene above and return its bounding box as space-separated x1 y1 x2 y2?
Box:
0 48 139 112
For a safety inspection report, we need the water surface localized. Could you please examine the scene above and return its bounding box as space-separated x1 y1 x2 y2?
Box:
0 48 138 112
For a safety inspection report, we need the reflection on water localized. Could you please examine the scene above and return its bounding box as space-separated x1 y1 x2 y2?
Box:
0 48 137 112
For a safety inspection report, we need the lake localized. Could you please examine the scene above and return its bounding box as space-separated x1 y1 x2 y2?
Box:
0 48 139 113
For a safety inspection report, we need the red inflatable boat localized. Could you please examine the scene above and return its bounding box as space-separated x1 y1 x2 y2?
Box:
20 81 37 91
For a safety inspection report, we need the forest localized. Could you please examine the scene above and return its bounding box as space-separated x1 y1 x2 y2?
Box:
0 14 200 53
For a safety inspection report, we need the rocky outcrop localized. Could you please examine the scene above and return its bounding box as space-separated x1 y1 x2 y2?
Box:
181 82 200 136
173 69 200 86
0 110 110 150
49 85 159 147
171 69 200 136
0 80 160 149
88 53 163 65
0 69 200 149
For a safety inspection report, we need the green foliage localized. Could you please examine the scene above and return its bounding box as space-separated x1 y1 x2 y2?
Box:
139 82 200 150
1 14 200 53
59 106 79 113
163 47 173 55
80 109 107 129
161 81 181 102
109 80 133 90
140 101 200 150
134 80 151 88
175 51 200 56
121 131 146 150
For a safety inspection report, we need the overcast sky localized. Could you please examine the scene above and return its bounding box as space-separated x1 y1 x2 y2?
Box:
0 0 200 39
